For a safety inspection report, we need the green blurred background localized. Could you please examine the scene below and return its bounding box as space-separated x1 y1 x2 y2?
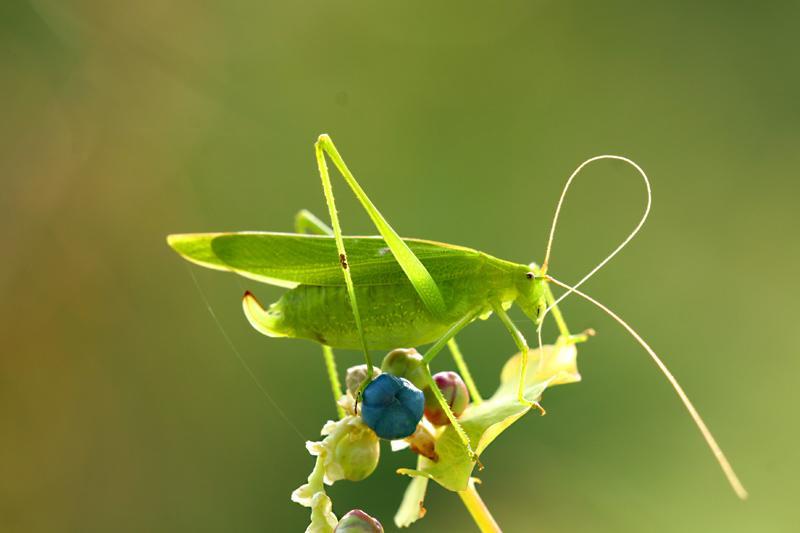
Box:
2 1 798 531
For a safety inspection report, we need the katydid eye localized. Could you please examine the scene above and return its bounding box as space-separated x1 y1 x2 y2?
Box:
526 272 534 280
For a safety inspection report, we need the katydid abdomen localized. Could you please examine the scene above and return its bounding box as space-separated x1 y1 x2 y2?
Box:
255 265 521 349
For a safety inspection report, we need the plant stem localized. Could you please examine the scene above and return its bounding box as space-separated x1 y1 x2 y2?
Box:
447 338 483 404
321 345 345 419
458 479 501 533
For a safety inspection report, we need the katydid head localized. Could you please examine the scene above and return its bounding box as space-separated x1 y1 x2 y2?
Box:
513 264 547 326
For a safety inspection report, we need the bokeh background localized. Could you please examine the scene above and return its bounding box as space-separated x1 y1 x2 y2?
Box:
2 1 799 531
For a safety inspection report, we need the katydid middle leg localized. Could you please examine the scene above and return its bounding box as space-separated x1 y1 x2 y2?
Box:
420 312 482 461
447 338 483 405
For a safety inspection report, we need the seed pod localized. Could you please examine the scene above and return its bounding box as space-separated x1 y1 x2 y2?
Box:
380 348 427 390
335 509 384 532
333 423 380 481
345 364 381 398
361 374 424 440
424 371 470 426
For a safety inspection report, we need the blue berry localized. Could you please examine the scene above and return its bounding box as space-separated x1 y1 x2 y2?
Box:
360 374 424 440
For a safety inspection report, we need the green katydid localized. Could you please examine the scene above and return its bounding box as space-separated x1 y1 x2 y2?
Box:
167 134 747 499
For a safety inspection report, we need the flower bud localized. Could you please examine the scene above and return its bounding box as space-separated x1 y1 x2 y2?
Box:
424 371 470 426
335 509 384 532
380 348 427 390
345 364 381 398
404 423 439 462
361 374 424 440
333 423 380 481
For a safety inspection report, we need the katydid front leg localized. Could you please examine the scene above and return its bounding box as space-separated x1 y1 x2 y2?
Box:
493 303 541 410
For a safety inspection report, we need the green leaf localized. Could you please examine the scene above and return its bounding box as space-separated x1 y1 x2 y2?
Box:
398 339 581 492
394 457 430 528
166 232 485 288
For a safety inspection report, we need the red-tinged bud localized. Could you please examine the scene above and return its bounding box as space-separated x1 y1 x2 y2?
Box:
424 371 470 426
335 509 384 532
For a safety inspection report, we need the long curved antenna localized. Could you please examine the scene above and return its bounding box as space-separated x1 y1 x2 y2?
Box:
535 155 651 385
546 274 748 500
541 155 652 313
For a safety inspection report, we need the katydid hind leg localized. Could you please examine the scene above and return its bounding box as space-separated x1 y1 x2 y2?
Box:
313 134 452 402
315 134 446 318
314 137 374 394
